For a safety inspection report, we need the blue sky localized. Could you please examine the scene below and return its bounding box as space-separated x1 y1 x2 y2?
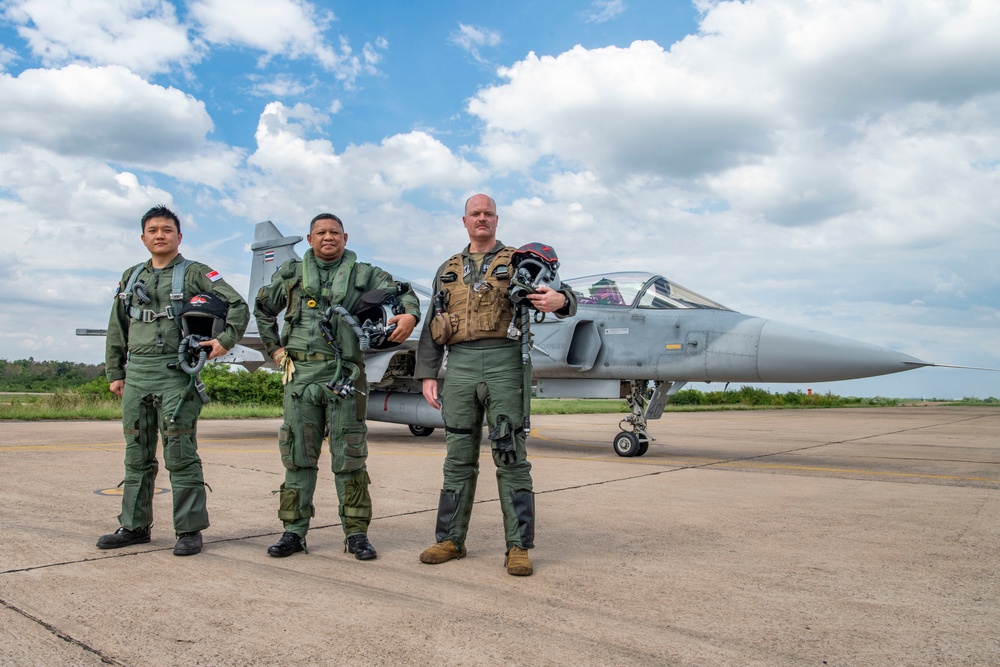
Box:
1 0 999 399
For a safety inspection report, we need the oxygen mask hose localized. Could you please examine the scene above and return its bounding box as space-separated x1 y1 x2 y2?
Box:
178 335 209 375
519 302 533 431
327 360 364 399
168 335 211 424
133 281 151 305
329 304 371 352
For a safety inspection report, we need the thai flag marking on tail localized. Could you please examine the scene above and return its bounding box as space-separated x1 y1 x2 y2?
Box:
264 250 274 262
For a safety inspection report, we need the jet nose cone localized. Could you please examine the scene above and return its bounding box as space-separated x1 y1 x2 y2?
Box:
757 320 928 382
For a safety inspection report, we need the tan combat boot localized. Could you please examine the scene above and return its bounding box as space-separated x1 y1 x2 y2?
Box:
419 540 467 564
505 546 533 576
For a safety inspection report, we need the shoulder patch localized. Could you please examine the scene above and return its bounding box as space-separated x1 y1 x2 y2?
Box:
205 270 222 282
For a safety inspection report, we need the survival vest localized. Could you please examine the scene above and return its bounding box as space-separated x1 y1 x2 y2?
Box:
119 258 193 324
430 247 516 346
275 252 376 364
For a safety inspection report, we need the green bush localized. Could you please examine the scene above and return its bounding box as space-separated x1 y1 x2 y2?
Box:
737 385 773 405
200 364 283 405
75 375 118 400
59 363 284 405
670 389 704 405
0 358 104 391
660 386 902 408
782 391 805 406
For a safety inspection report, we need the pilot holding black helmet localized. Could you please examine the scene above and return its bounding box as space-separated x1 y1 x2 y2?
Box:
414 194 577 576
98 205 249 557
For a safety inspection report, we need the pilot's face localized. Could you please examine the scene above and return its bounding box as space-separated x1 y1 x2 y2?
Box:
463 195 498 243
308 218 347 262
141 217 182 259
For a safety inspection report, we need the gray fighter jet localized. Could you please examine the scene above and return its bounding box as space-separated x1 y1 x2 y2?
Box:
81 220 983 457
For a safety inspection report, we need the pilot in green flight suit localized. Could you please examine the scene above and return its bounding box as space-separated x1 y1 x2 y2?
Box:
253 213 420 560
414 194 576 576
98 205 250 557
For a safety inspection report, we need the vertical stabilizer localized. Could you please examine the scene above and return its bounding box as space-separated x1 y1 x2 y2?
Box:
249 221 302 303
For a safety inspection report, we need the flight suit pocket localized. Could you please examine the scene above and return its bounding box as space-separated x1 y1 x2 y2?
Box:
342 426 368 459
278 423 296 470
475 286 503 331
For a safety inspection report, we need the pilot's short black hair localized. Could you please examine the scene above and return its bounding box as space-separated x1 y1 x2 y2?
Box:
141 205 181 233
309 213 345 233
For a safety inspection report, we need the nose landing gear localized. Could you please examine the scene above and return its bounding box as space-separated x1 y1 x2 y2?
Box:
611 380 684 457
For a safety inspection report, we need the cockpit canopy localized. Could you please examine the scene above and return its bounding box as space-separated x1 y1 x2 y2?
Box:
565 271 729 310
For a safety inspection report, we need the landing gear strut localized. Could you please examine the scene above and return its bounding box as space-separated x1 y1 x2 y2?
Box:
612 380 685 457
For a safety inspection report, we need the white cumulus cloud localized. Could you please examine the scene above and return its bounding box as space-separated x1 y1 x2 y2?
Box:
189 0 385 84
2 0 194 75
0 64 214 164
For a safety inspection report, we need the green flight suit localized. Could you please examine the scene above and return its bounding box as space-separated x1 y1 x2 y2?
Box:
254 249 421 539
414 241 577 550
106 254 250 533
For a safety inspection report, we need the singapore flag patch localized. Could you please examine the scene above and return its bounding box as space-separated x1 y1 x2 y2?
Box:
206 270 222 282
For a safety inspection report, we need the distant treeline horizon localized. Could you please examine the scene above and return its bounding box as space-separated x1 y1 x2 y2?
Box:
1 358 995 405
0 358 105 392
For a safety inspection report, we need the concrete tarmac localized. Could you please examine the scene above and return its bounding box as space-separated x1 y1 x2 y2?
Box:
1 407 998 666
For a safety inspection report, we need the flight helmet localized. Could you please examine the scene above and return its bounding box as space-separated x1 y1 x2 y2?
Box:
509 242 561 306
179 292 228 340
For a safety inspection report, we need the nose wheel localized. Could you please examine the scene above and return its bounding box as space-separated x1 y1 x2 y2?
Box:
611 379 677 457
613 431 650 457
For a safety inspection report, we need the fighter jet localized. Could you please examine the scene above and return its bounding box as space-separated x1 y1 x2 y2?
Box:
81 220 987 457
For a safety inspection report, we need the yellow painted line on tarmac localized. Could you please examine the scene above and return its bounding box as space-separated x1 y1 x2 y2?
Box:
94 487 170 496
1 444 123 451
1 437 276 452
200 438 276 443
3 443 442 458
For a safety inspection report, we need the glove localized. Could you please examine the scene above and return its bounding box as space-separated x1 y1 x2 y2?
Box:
275 350 295 385
494 447 516 466
489 418 517 466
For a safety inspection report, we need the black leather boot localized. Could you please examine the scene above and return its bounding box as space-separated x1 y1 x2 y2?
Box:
96 526 150 550
344 533 377 560
173 531 203 556
267 531 305 557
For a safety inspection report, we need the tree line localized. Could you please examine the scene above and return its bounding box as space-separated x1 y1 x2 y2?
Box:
0 359 283 404
4 358 994 407
0 358 105 392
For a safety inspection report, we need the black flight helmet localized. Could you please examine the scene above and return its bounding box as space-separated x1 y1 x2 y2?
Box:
179 292 228 340
509 242 561 306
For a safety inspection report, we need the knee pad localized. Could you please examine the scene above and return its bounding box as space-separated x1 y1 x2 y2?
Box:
341 470 372 520
276 483 313 522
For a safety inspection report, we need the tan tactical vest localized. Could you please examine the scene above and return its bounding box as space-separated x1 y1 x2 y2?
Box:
430 247 516 345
